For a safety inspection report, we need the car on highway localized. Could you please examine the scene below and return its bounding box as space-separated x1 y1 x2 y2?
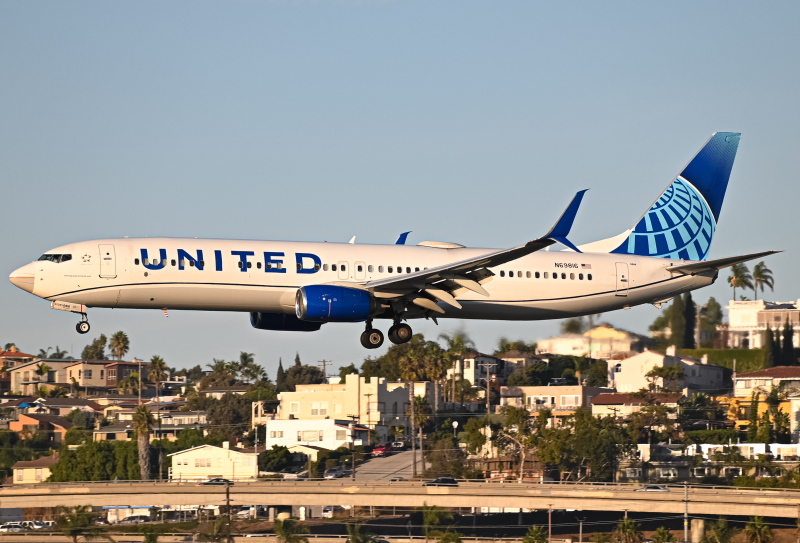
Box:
372 444 390 457
391 441 407 451
119 515 151 524
0 523 23 533
324 467 347 479
389 477 407 482
423 477 459 487
635 484 670 492
201 478 234 486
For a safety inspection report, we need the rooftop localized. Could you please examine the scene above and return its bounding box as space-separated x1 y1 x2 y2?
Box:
0 350 36 359
12 455 59 469
591 392 682 406
735 366 800 379
19 413 74 429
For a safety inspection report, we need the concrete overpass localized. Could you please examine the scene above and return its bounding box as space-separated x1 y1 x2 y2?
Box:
1 480 798 518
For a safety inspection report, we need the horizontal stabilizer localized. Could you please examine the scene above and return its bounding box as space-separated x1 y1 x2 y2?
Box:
665 250 781 274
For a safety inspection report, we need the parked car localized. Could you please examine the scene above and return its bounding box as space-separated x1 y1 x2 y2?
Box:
324 467 346 479
21 520 45 530
391 441 407 451
0 523 23 533
237 506 267 518
322 505 342 518
423 477 459 487
201 478 234 486
119 515 151 524
372 444 390 457
635 484 670 492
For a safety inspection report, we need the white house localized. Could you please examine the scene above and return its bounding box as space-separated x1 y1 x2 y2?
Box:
726 299 800 349
264 419 370 450
537 324 649 359
608 346 727 394
168 442 258 482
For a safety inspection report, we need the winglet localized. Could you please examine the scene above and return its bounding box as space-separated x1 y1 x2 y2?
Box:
541 189 588 252
395 231 411 245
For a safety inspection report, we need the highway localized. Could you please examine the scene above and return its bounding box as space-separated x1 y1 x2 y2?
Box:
1 480 798 518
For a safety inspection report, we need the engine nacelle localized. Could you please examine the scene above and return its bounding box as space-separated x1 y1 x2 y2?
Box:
250 312 322 332
295 285 376 323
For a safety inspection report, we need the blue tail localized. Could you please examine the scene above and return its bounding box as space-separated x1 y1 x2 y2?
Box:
605 132 740 261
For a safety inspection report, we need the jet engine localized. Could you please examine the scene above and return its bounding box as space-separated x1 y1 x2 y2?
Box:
250 312 322 332
295 285 377 323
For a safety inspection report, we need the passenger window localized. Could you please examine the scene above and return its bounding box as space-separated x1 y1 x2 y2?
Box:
406 267 411 273
553 273 557 279
535 272 540 278
579 273 583 280
190 261 196 267
357 265 363 272
267 262 272 269
323 264 328 271
332 264 337 272
500 271 505 277
526 271 531 278
570 273 575 280
152 259 159 266
199 260 205 267
561 273 566 279
238 261 243 269
296 263 302 271
277 263 282 270
368 265 374 272
341 264 346 272
171 259 176 266
398 267 402 274
518 271 522 278
388 266 393 273
135 259 140 265
588 274 593 280
543 272 548 279
257 262 262 269
314 264 320 271
378 266 383 273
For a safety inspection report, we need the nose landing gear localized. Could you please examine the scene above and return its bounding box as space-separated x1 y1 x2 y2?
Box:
76 314 90 334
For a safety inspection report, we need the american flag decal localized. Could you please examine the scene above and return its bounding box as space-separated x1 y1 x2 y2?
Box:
581 264 592 269
162 308 169 317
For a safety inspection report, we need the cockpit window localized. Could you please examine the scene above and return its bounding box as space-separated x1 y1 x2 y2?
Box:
38 254 72 263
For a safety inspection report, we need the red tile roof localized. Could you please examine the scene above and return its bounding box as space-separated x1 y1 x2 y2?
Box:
735 366 800 379
591 392 682 406
0 351 36 359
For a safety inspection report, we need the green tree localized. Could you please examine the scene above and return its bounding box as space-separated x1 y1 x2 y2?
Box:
274 518 310 543
763 326 774 369
523 526 548 543
437 533 463 543
81 334 108 360
238 351 255 382
346 523 378 543
586 359 608 387
752 262 775 301
592 534 611 543
259 445 292 472
339 363 359 382
614 517 642 543
561 317 585 334
55 505 114 543
198 516 230 543
757 409 771 444
683 292 696 349
744 517 772 543
494 338 537 355
499 406 535 482
774 409 790 444
117 372 140 395
653 527 676 543
282 363 325 392
728 263 754 301
782 318 795 365
108 331 130 360
670 296 686 348
206 393 252 442
747 392 760 442
276 358 286 392
701 518 739 543
132 405 154 481
420 502 453 538
140 525 160 543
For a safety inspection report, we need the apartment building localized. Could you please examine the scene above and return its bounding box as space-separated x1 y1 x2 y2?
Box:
0 347 38 394
726 299 800 350
264 419 370 450
445 352 518 387
591 392 682 419
609 346 728 394
501 385 613 421
277 374 410 429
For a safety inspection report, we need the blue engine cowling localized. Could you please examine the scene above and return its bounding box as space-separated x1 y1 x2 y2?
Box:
295 285 376 323
250 312 322 332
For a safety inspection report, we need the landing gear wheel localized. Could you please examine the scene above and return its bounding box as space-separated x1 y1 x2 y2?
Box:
388 323 412 345
76 321 90 334
360 329 384 349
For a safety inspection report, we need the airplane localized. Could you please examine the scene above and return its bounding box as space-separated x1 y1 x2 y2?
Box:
10 132 779 349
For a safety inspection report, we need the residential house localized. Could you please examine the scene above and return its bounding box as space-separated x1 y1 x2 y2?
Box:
725 299 800 350
21 398 103 418
264 419 370 450
445 352 518 388
733 366 800 399
609 346 728 394
0 347 38 394
12 453 58 484
501 385 613 422
65 361 109 395
537 323 650 359
8 359 74 396
10 414 73 444
252 400 278 429
591 392 682 420
201 385 248 400
277 374 411 430
105 361 149 390
168 442 258 481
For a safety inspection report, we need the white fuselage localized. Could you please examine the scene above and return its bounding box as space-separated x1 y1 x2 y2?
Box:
15 238 717 321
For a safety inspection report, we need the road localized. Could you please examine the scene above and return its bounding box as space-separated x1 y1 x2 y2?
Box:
355 451 426 481
2 480 800 517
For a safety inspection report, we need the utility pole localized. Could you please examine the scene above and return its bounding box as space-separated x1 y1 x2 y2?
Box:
684 482 689 543
578 517 585 543
317 360 331 383
548 506 552 543
346 415 359 481
477 362 496 414
409 383 417 478
226 481 232 543
365 393 373 445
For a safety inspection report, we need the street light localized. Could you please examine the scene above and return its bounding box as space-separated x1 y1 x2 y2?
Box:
452 421 459 437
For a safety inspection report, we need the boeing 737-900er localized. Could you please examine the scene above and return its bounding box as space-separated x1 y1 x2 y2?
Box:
10 132 780 349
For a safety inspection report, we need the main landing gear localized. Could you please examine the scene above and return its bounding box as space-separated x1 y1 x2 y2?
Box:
76 314 90 334
360 320 414 349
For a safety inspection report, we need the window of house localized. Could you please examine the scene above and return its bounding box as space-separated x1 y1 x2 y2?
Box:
101 370 104 379
290 402 300 414
560 395 580 407
297 431 302 442
625 468 641 477
16 470 22 481
85 369 92 379
311 401 328 416
336 430 346 440
393 402 398 414
300 430 321 442
35 468 42 481
464 361 471 369
109 369 117 380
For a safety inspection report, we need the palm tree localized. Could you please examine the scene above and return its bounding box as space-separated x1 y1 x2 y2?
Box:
439 331 474 402
420 502 453 539
239 352 255 382
55 505 115 543
744 517 772 543
132 405 154 481
653 527 676 543
411 394 432 472
614 517 642 543
274 519 310 543
140 525 160 543
148 355 169 481
523 526 548 543
38 347 52 358
36 362 52 382
346 523 378 543
198 516 229 543
117 372 140 395
51 346 69 359
108 331 130 360
437 533 463 543
753 262 775 301
401 353 424 478
728 263 754 301
702 517 739 543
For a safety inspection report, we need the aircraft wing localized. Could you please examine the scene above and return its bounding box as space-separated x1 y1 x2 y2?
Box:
364 190 588 313
665 250 781 275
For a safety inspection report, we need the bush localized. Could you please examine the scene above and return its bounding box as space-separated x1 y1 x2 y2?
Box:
678 349 765 373
684 429 740 445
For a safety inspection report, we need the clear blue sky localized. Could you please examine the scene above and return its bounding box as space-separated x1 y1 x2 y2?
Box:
2 2 799 376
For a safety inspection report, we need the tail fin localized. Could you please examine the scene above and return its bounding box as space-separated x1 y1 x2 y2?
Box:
579 132 740 261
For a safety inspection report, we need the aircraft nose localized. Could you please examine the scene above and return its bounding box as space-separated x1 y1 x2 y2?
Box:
9 263 35 294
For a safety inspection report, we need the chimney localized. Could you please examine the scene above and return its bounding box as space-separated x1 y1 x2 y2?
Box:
222 441 230 450
666 345 676 357
10 346 17 353
701 354 708 365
